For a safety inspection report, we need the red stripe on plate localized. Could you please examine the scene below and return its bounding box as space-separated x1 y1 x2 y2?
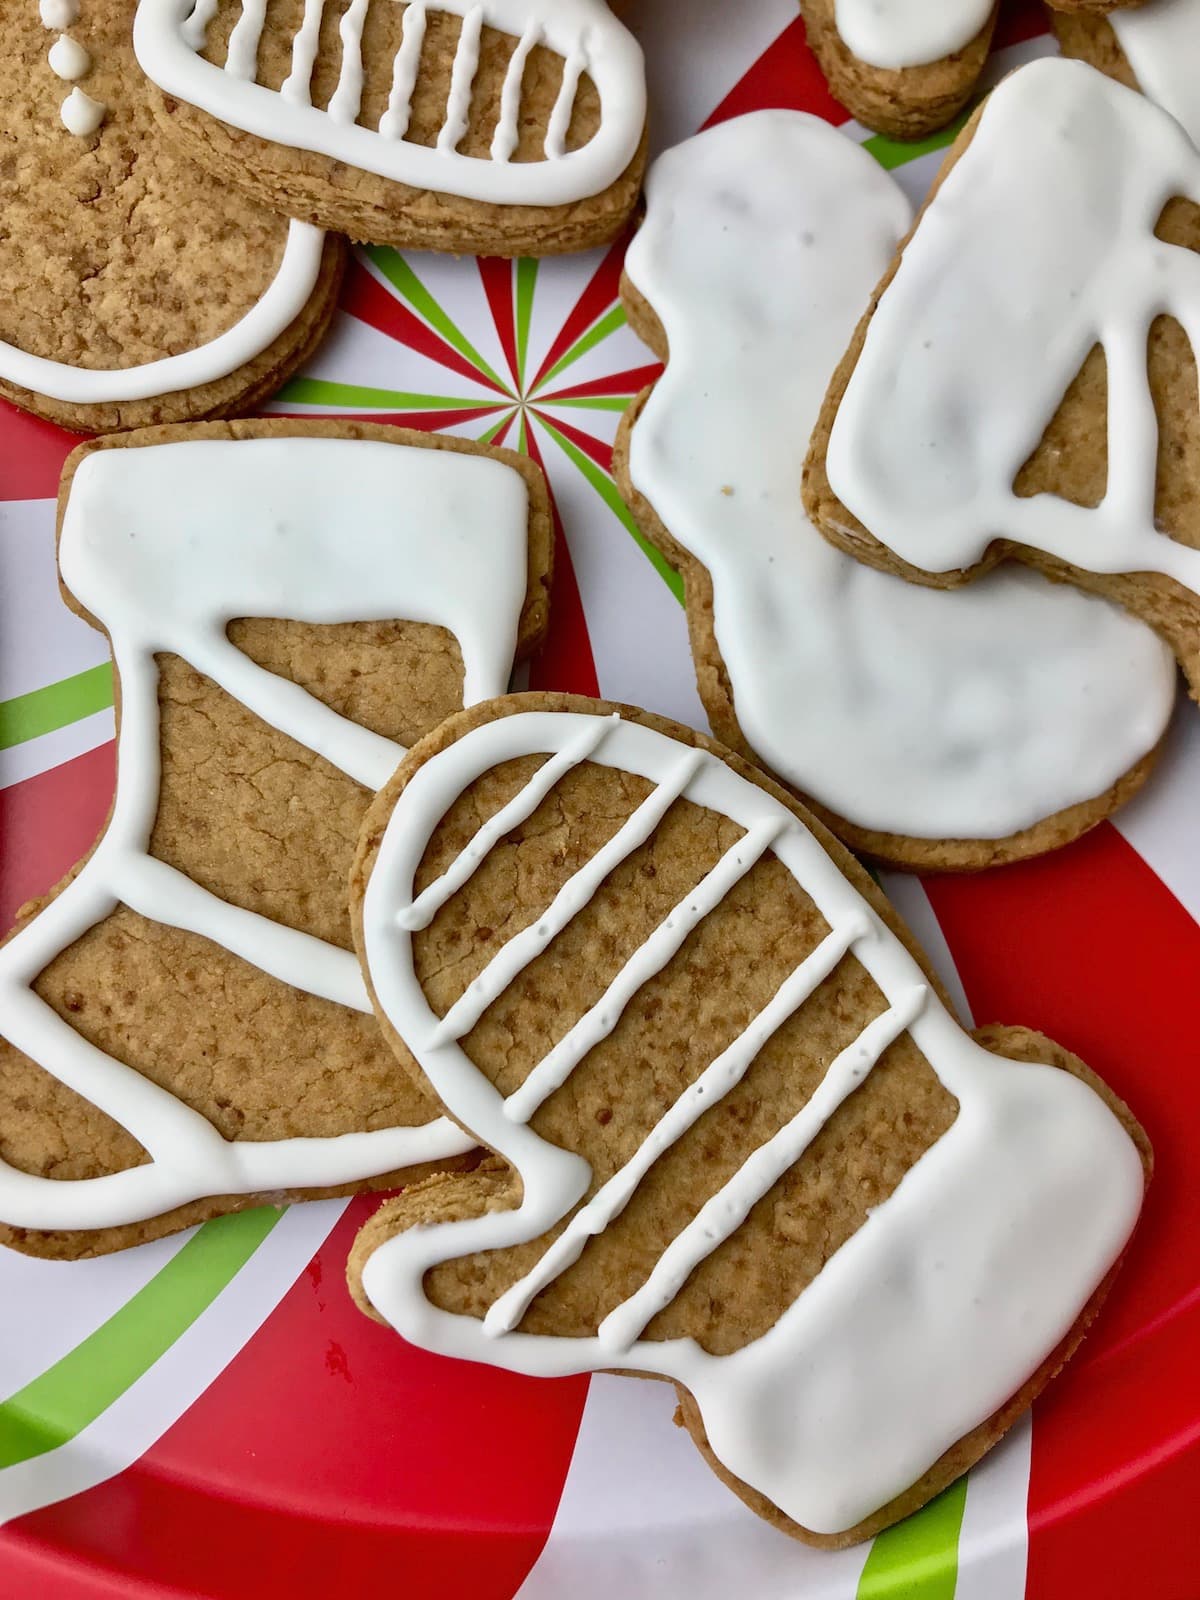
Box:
528 237 629 395
704 15 849 131
2 1199 589 1599
524 425 601 699
1 743 114 934
0 401 78 505
342 259 508 395
477 257 520 390
922 823 1200 1598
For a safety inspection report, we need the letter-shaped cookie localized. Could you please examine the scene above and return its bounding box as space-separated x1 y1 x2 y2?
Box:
347 694 1149 1547
614 108 1174 870
133 0 647 257
0 420 551 1257
808 58 1200 702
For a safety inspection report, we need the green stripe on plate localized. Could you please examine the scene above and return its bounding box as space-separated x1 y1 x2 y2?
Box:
856 1478 969 1599
275 378 500 411
366 248 513 396
0 663 114 751
515 258 538 391
536 305 628 393
862 115 966 172
0 1206 281 1470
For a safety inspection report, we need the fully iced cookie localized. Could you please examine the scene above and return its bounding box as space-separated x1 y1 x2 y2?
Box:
612 111 1173 871
807 58 1200 704
0 420 552 1259
798 0 998 138
133 0 647 257
346 695 1150 1547
1053 0 1200 148
2 0 342 434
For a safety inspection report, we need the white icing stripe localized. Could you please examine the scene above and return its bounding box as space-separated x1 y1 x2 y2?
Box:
826 59 1200 598
359 710 1146 1536
281 0 327 106
833 0 993 71
502 816 788 1125
492 19 540 161
599 987 928 1353
133 0 646 207
624 110 1175 842
428 748 707 1046
329 0 372 123
1111 0 1200 150
485 914 865 1337
182 0 219 48
0 220 323 404
380 0 427 139
0 436 534 1231
397 714 617 932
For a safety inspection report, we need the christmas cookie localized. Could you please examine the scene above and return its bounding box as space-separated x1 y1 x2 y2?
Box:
798 0 998 139
0 419 552 1259
2 0 343 434
1053 0 1200 148
613 110 1173 871
133 0 647 257
345 695 1150 1547
807 59 1200 705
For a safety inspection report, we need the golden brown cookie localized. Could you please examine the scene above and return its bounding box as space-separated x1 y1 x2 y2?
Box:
345 692 1151 1547
804 58 1200 702
613 108 1172 873
0 418 552 1259
799 0 998 139
0 0 344 434
134 0 647 256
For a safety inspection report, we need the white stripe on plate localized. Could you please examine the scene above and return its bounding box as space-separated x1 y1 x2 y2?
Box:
1113 699 1200 925
0 707 114 792
0 499 109 705
955 1414 1032 1600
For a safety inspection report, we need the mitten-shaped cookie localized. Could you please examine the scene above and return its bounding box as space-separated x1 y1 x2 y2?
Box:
807 58 1200 702
1053 0 1200 149
2 0 342 432
347 695 1149 1548
613 108 1173 871
133 0 646 256
0 420 551 1257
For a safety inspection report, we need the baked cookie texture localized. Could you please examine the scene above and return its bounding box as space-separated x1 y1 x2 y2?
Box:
345 693 1150 1547
804 59 1200 700
0 0 344 433
0 419 552 1259
799 0 998 139
142 0 647 256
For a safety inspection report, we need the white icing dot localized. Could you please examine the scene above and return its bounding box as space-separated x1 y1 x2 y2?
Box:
60 86 105 136
48 33 90 81
38 0 78 27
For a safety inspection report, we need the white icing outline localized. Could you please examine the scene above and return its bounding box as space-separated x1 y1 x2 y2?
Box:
624 110 1175 841
133 0 646 207
0 435 538 1231
359 709 1145 1537
0 218 323 405
833 0 993 71
1111 0 1200 150
827 59 1200 599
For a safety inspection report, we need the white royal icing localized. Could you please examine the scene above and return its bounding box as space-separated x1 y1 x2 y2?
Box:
0 435 536 1231
624 111 1174 842
1111 0 1200 149
358 709 1145 1536
38 0 77 27
135 0 645 206
59 84 105 134
832 0 993 70
49 34 90 79
827 58 1200 600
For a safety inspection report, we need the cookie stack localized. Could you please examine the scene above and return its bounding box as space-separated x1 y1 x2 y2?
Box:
2 0 1196 1555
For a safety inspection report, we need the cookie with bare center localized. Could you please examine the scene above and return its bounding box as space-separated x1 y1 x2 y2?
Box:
345 693 1150 1547
1 0 343 433
133 0 647 256
805 57 1200 706
0 419 552 1259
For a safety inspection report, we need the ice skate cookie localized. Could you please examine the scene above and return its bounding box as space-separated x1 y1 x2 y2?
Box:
133 0 647 257
798 0 998 139
1053 0 1200 148
613 111 1173 871
345 695 1151 1547
1 0 342 434
807 59 1200 705
0 419 552 1259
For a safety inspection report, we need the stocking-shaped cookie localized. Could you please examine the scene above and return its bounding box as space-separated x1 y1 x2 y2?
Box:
0 420 551 1258
2 0 342 433
613 109 1174 871
133 0 647 256
347 695 1149 1548
807 57 1200 702
1053 0 1200 149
